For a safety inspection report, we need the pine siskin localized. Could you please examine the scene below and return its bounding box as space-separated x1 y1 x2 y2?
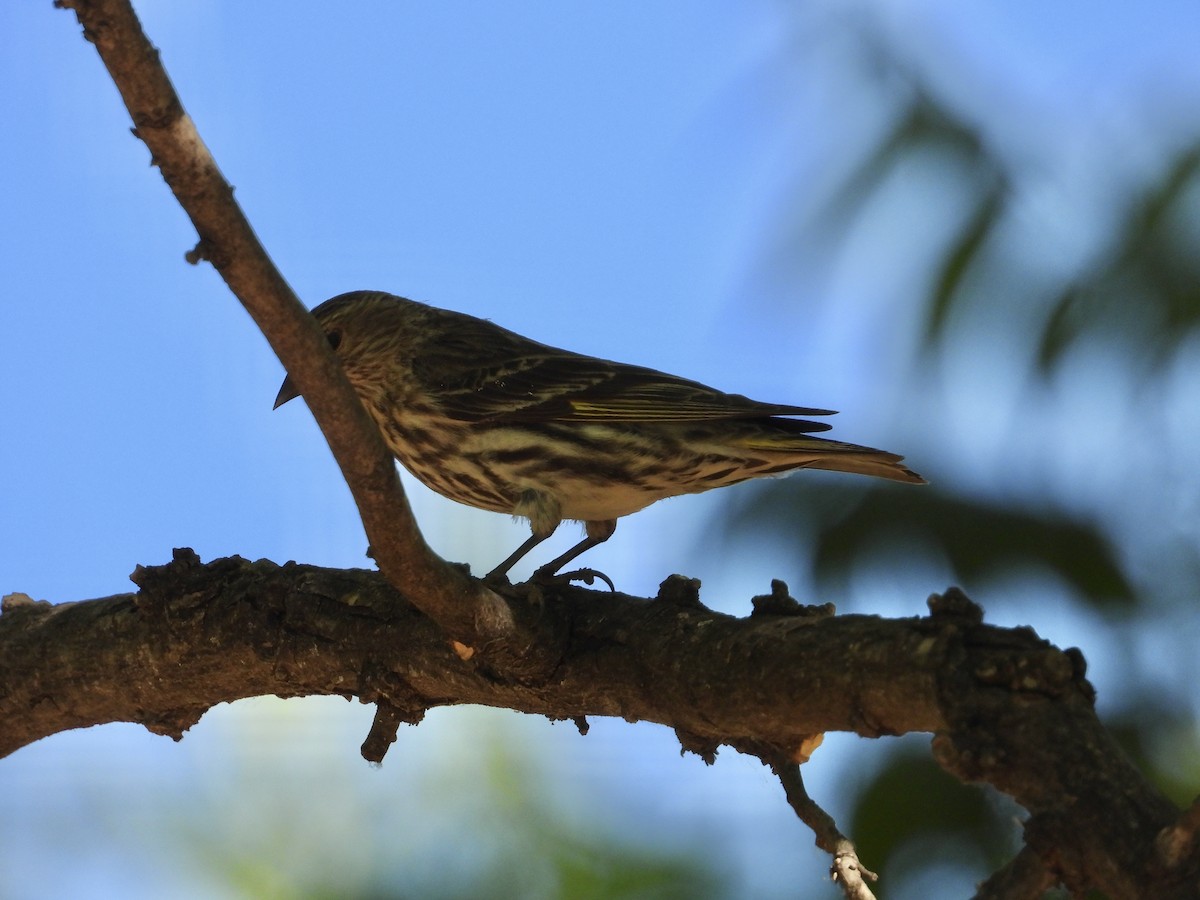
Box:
275 291 924 582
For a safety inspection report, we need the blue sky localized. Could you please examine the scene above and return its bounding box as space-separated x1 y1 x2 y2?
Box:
4 2 1200 896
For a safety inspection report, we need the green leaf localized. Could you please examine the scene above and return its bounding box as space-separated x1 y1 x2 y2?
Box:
1036 140 1200 371
926 185 1006 345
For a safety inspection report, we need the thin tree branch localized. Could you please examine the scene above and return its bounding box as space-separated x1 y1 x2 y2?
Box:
771 760 878 900
53 0 546 669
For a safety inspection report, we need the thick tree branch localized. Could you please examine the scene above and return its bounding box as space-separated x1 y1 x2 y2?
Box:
2 559 1196 896
974 846 1056 899
0 554 935 758
53 0 545 670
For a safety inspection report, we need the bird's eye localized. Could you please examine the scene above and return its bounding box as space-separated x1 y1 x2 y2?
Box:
326 329 343 351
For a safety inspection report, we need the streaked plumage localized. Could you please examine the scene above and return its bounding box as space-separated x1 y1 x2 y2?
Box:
275 290 924 581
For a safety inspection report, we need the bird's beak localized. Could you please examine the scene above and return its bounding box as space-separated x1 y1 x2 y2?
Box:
273 375 300 410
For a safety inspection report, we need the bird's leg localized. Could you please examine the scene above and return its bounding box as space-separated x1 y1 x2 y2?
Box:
532 520 617 589
485 529 553 583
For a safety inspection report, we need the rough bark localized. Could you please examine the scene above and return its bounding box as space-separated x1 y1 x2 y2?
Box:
3 554 1196 896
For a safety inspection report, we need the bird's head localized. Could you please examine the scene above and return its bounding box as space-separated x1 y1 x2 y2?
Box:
272 291 418 409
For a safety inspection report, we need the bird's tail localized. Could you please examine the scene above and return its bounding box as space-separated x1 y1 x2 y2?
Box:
734 424 926 484
793 447 925 484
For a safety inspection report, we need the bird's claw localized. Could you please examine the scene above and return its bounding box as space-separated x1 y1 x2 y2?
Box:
532 567 616 591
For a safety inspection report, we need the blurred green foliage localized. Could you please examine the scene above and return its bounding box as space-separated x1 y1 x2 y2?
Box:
1036 143 1200 371
158 709 728 900
728 482 1136 610
850 747 1020 886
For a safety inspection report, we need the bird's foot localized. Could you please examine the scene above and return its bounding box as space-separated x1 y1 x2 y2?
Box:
531 567 615 591
481 568 513 589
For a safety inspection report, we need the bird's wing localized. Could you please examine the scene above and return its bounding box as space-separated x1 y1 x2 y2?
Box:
412 315 835 431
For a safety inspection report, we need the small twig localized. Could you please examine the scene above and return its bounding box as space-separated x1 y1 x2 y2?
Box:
771 759 879 900
361 701 405 764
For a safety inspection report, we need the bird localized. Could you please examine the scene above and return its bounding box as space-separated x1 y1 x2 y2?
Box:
274 291 924 584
